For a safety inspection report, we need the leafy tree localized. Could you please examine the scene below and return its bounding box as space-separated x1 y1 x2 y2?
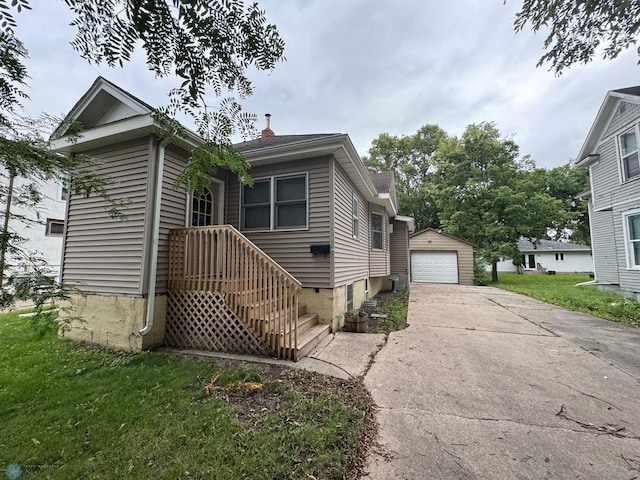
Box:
432 122 566 282
513 0 640 74
544 163 590 244
362 125 448 230
0 0 285 313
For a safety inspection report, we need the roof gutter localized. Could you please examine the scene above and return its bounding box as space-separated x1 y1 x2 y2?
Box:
140 136 171 338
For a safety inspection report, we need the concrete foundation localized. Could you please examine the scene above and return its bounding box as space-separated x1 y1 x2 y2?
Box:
59 293 167 352
300 279 369 332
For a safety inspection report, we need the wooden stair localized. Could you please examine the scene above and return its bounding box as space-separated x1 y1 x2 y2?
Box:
256 303 330 361
294 304 331 360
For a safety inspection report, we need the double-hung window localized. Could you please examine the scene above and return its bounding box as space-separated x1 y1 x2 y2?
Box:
371 212 383 250
242 174 307 231
620 128 640 180
625 212 640 268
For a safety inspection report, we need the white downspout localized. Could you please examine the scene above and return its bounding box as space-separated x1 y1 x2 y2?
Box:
140 137 171 337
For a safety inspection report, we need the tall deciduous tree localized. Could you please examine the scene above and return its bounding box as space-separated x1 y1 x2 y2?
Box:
433 122 566 282
362 124 448 230
513 0 640 74
544 163 590 244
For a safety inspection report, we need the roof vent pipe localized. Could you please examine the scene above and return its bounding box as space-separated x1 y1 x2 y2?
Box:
261 113 274 138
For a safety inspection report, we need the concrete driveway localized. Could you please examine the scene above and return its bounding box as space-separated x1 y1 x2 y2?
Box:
363 284 640 479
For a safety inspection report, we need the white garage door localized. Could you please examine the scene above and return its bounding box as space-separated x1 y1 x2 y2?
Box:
411 251 459 284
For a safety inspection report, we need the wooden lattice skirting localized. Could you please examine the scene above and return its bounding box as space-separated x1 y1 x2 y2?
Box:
165 290 275 357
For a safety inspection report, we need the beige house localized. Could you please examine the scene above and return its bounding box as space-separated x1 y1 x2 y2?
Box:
409 228 475 285
50 77 414 360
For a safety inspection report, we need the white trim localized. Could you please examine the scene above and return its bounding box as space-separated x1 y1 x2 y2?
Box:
212 177 225 225
621 208 640 270
617 124 640 183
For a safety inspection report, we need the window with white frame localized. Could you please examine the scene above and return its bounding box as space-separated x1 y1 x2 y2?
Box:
242 174 307 231
619 128 640 180
46 219 65 236
371 212 383 250
352 196 359 238
555 253 564 261
625 212 640 268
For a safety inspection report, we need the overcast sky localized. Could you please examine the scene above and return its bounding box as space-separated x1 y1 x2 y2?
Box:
15 0 640 169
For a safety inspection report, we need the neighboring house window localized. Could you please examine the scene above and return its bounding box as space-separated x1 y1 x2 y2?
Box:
352 196 359 238
555 253 564 261
192 187 213 227
346 283 353 312
371 213 383 250
46 219 65 236
625 212 640 268
242 174 307 231
620 128 640 180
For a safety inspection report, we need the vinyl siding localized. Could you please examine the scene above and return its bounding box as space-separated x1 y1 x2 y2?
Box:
227 156 332 287
603 101 640 138
409 230 474 285
333 162 369 286
62 138 151 295
390 220 409 276
155 145 189 292
369 205 390 277
590 208 620 284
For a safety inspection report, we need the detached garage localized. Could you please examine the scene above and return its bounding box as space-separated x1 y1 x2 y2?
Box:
409 228 475 285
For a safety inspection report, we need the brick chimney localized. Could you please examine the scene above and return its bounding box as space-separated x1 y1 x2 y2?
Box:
261 113 275 138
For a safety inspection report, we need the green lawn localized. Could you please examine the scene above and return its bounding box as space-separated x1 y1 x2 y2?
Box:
0 311 373 479
494 273 640 328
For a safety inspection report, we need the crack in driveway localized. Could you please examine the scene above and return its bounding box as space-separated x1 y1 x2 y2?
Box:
375 405 640 441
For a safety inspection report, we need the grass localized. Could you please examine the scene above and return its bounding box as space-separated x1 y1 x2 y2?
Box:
494 273 640 329
0 311 374 479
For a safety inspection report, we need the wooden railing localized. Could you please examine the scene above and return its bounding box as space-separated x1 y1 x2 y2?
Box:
168 225 302 358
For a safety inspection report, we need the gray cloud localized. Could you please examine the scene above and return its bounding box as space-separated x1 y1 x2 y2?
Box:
15 0 640 169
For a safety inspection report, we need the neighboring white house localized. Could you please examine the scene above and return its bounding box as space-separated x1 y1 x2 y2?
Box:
491 238 593 273
0 170 67 281
575 86 640 300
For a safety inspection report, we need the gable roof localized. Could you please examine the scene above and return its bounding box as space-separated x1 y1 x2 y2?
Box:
576 86 640 166
51 76 154 138
50 77 202 154
518 238 591 252
409 228 476 247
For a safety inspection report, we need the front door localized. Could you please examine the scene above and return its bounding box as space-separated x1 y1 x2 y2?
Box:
527 254 535 269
